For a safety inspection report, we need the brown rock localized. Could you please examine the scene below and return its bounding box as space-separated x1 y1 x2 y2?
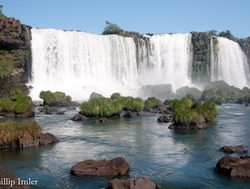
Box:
216 156 250 178
71 157 130 178
38 133 59 146
220 145 248 154
106 177 159 189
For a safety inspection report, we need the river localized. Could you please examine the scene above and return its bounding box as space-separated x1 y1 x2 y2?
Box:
0 104 250 189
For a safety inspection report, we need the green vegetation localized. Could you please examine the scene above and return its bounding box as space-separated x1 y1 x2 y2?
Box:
102 21 124 35
169 98 217 126
110 92 121 100
0 55 15 78
80 96 144 117
39 91 72 106
144 97 160 109
81 97 119 117
176 86 202 99
201 80 250 104
0 89 34 114
0 120 41 145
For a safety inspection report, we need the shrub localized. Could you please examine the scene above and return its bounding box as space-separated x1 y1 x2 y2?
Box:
0 97 14 112
169 98 217 126
81 97 117 117
80 96 145 117
196 102 218 122
0 89 34 114
0 120 41 145
144 97 160 109
110 92 121 100
103 21 124 35
39 91 72 106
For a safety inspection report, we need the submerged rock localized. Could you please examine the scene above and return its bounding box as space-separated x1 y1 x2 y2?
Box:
220 145 248 154
71 157 130 178
216 156 250 178
97 117 109 123
106 177 159 189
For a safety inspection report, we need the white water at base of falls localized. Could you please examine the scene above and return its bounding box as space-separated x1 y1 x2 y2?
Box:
211 37 249 89
30 29 138 100
139 34 193 90
30 29 193 100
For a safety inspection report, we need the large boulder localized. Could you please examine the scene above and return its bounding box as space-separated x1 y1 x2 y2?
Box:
71 157 130 178
216 156 250 178
106 177 159 189
19 133 58 148
220 145 248 154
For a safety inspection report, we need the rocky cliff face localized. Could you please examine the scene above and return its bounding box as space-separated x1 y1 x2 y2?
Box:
239 37 250 65
0 15 31 97
191 32 213 86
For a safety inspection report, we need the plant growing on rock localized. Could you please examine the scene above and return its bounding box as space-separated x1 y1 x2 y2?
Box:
39 91 72 106
0 89 34 115
144 97 160 109
102 21 124 35
0 120 41 146
169 98 217 127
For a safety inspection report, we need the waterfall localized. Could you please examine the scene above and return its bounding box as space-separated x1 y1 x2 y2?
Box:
211 37 249 88
30 29 138 100
139 33 193 91
30 29 193 100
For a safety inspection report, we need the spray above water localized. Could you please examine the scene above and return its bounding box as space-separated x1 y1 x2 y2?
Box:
30 29 193 100
29 29 249 101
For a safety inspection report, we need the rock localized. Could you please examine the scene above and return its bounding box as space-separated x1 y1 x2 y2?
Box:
119 111 138 118
216 156 250 178
70 157 130 178
106 177 159 189
89 92 103 101
0 166 31 189
245 103 249 107
138 111 155 116
220 145 248 154
71 113 88 121
168 121 206 130
14 133 58 149
157 114 172 123
97 117 108 123
38 133 59 146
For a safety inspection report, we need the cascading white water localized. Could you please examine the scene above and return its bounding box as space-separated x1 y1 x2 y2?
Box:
30 28 138 100
30 29 193 100
139 34 193 90
211 37 249 88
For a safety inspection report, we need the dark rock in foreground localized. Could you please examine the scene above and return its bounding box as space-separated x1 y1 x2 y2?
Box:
157 114 172 123
71 157 130 178
220 145 248 154
106 177 159 189
216 156 250 178
0 133 58 150
0 166 31 189
71 113 88 121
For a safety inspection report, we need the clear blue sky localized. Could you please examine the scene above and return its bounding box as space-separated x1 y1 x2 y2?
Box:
1 0 250 38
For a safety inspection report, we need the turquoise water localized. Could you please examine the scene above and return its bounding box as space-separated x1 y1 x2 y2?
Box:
0 104 250 189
